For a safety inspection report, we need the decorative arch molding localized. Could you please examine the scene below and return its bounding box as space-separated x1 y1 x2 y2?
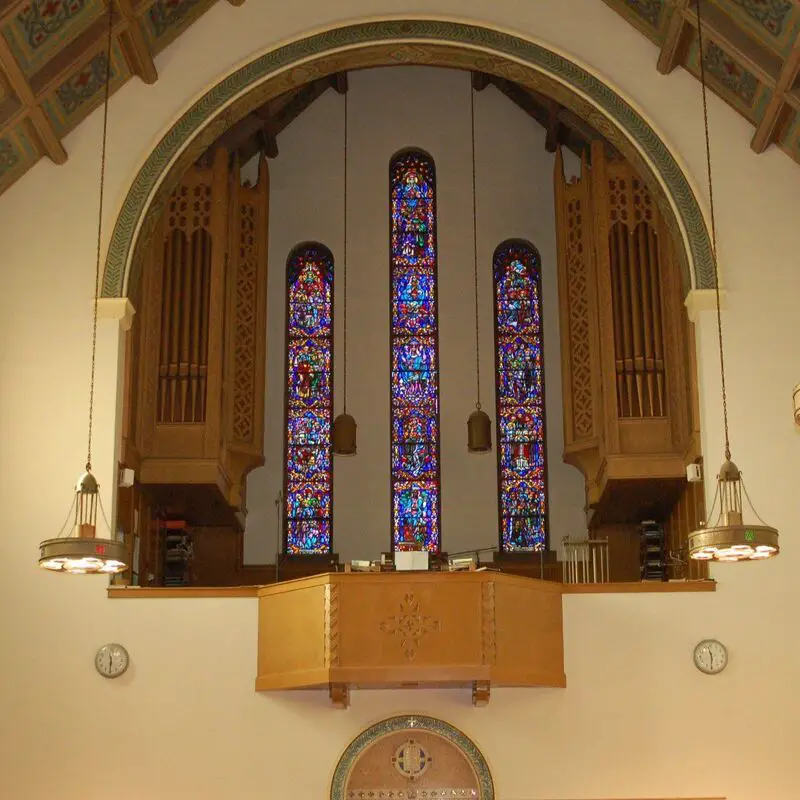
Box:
101 19 715 299
331 715 494 800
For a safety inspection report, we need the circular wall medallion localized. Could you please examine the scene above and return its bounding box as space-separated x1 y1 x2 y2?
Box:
392 739 432 780
331 715 493 800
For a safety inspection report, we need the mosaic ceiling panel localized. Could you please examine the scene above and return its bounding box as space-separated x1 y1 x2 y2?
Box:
602 0 800 165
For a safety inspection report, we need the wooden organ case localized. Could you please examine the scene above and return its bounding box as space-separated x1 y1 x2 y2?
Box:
554 142 705 577
122 150 269 529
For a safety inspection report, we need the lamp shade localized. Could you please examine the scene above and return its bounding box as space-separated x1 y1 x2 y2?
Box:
39 536 128 574
38 469 128 574
333 412 357 456
467 407 492 453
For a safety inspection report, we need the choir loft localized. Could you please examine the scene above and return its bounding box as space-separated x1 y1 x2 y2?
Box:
113 66 707 589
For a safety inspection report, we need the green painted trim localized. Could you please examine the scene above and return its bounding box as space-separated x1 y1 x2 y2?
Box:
330 714 494 800
102 19 715 297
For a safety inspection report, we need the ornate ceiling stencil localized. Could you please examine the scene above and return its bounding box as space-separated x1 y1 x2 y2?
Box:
0 2 797 199
41 38 128 134
602 0 800 163
141 0 216 53
622 0 667 28
331 716 493 800
0 120 36 183
725 0 800 52
0 0 222 196
2 0 100 76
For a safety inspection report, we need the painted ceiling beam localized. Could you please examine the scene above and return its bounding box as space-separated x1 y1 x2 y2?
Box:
752 35 800 154
657 0 691 75
0 37 66 165
117 0 158 85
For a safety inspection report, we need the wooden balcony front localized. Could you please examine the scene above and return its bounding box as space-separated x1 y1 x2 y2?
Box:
255 570 565 707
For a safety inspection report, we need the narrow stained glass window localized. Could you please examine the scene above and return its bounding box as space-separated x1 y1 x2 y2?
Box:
493 239 548 551
390 150 441 552
283 243 334 554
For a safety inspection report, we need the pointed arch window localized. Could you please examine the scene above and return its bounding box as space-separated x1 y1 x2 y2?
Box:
389 150 442 553
283 243 334 554
493 239 547 551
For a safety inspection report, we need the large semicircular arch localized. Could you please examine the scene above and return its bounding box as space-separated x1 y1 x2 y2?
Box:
101 19 714 298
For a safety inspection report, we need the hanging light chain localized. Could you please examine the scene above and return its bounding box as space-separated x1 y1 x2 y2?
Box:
342 87 349 414
86 0 115 473
695 0 730 462
470 76 481 409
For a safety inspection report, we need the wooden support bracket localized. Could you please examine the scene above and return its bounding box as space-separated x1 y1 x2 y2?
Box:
329 683 350 709
472 680 490 707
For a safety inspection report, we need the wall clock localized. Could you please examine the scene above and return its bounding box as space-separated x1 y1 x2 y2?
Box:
94 643 130 679
693 639 728 675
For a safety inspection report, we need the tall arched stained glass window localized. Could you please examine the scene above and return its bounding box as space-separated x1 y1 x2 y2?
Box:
493 239 548 551
389 149 442 553
283 243 334 554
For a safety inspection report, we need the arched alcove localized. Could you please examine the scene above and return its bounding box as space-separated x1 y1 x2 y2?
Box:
331 715 494 800
101 19 715 299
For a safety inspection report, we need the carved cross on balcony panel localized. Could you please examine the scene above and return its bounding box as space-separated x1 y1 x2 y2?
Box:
380 593 440 661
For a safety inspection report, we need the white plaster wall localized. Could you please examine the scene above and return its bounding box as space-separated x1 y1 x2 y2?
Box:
242 66 584 564
0 2 799 799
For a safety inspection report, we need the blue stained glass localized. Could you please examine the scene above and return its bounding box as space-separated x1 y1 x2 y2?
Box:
393 481 439 552
392 442 437 481
393 270 436 332
287 446 331 482
392 408 438 444
392 337 438 405
284 244 334 555
287 410 329 446
494 241 547 551
499 442 545 477
288 339 332 406
286 520 331 555
390 151 441 552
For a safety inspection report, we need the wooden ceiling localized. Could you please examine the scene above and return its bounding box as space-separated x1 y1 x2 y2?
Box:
207 69 615 171
0 0 235 196
2 1 795 199
602 0 800 162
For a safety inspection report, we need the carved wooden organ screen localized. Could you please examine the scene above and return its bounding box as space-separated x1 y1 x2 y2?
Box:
122 150 269 525
554 141 700 525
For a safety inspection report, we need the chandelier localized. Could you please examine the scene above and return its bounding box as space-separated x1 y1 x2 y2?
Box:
38 0 127 575
687 0 778 563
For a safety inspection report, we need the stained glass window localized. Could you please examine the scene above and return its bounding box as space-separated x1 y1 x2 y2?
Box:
493 239 547 551
390 150 441 553
283 243 334 554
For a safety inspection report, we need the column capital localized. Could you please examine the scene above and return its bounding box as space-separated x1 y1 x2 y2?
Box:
684 289 728 323
96 298 136 331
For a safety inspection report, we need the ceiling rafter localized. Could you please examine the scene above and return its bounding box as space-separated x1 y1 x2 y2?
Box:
0 0 227 196
0 36 66 164
603 0 800 162
473 71 619 161
752 33 800 153
117 0 157 85
657 0 691 74
200 72 349 166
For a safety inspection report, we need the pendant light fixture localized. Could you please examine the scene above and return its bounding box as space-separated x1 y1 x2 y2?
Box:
38 1 127 575
687 0 778 563
466 76 492 453
332 86 357 456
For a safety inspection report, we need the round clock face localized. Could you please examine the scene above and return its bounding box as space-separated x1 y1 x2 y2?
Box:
693 639 727 675
94 643 130 679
